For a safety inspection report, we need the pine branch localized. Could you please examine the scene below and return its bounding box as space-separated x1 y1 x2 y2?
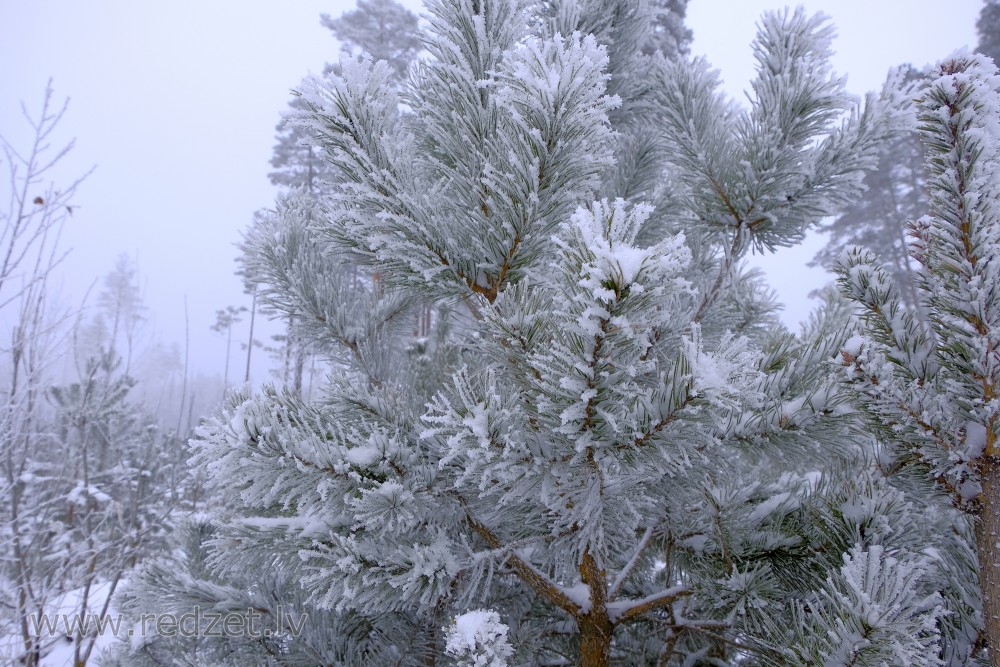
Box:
608 586 691 623
462 506 582 617
608 525 654 600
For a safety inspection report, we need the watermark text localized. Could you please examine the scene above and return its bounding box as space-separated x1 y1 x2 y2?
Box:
27 606 308 639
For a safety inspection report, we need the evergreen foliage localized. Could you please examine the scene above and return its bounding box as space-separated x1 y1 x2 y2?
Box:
269 0 419 193
641 0 691 57
113 1 998 666
836 52 1000 666
265 0 424 394
321 0 422 79
811 66 928 321
268 95 339 194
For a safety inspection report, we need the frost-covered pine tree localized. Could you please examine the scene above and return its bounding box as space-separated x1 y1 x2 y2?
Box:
979 0 1000 66
811 65 929 321
119 1 984 665
270 0 420 192
321 0 422 80
836 53 1000 665
264 0 425 393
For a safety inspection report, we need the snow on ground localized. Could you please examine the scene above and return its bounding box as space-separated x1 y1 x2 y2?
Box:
0 581 123 666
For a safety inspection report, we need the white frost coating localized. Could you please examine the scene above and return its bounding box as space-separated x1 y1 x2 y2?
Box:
839 492 885 527
344 445 381 467
129 620 150 652
802 470 822 490
295 54 398 144
683 325 764 409
560 582 592 614
819 545 943 666
680 534 709 554
377 480 405 498
175 2 979 660
569 199 690 309
463 402 491 447
444 609 514 667
67 483 111 506
964 421 988 460
504 32 611 99
841 335 865 358
607 586 688 622
779 396 806 421
240 515 332 539
747 492 797 524
957 478 983 502
836 54 1000 522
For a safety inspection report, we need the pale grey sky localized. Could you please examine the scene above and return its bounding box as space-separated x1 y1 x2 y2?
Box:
0 1 983 381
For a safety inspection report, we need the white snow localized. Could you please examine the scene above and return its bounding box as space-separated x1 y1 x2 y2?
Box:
0 582 121 667
964 421 988 460
449 610 495 647
560 582 592 614
748 492 797 524
344 444 381 467
683 326 763 409
463 403 491 447
444 609 513 667
842 334 865 358
607 586 688 623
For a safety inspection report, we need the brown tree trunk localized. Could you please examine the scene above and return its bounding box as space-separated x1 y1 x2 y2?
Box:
579 551 612 667
578 611 613 667
977 454 1000 666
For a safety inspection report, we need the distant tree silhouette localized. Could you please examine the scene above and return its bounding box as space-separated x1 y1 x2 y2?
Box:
812 67 928 322
978 0 1000 63
321 0 421 79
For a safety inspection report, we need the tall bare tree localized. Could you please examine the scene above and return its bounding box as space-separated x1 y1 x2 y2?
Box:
0 82 90 667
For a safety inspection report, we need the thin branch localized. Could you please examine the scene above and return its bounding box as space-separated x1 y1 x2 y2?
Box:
609 586 691 624
685 624 771 657
462 508 581 618
608 525 654 601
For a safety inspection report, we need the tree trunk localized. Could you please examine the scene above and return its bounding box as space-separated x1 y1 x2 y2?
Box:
579 551 612 667
176 297 189 435
977 454 1000 666
245 287 257 383
223 324 232 389
578 611 613 667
